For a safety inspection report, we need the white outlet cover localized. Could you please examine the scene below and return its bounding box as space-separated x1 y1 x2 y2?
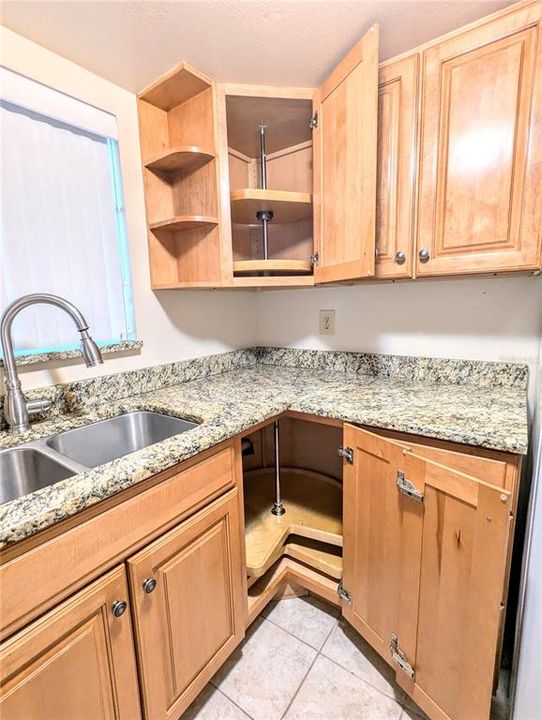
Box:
319 309 335 335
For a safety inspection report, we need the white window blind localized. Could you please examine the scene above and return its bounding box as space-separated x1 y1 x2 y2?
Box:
0 67 135 356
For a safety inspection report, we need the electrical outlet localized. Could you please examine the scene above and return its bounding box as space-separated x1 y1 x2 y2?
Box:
319 309 335 336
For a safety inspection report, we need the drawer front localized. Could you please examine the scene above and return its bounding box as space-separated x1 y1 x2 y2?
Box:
0 443 236 640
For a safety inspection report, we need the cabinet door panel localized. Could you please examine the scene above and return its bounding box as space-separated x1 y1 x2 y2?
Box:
341 425 423 661
0 566 140 720
128 490 245 720
376 55 419 279
417 2 542 276
410 466 511 720
313 25 379 283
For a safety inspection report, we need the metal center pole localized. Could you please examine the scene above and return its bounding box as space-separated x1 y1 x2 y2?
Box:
258 124 271 261
271 420 285 516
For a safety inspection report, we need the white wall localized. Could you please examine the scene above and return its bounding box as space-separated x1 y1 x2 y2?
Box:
257 276 542 406
0 27 257 390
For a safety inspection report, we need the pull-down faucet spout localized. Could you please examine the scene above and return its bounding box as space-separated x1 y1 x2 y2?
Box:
0 293 104 434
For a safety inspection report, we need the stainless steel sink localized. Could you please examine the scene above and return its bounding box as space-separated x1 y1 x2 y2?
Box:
0 447 76 505
46 411 199 468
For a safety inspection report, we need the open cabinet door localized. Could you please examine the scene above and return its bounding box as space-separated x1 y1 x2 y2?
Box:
312 25 379 284
340 424 513 720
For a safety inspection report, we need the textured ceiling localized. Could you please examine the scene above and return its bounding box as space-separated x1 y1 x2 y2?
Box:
1 0 512 93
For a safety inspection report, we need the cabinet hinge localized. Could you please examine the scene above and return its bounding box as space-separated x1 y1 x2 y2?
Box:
309 112 318 129
310 251 320 266
390 634 415 678
337 579 352 605
337 446 354 464
396 470 424 503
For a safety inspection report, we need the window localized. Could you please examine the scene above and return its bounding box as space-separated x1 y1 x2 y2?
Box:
0 66 136 357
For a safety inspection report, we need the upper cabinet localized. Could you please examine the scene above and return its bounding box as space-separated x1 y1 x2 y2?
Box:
416 0 542 276
138 1 541 289
375 54 419 279
313 24 379 284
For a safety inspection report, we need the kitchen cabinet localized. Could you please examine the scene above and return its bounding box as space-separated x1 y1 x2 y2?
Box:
0 566 140 720
416 0 542 276
139 24 380 288
341 425 513 720
375 54 419 279
127 489 245 719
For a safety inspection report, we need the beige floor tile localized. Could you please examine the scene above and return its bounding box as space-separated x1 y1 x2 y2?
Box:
212 618 317 720
182 683 250 719
263 595 339 649
284 655 404 720
322 621 406 703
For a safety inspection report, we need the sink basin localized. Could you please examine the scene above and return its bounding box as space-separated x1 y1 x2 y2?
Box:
46 411 199 468
0 447 75 505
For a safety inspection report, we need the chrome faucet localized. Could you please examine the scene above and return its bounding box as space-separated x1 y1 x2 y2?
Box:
0 294 103 434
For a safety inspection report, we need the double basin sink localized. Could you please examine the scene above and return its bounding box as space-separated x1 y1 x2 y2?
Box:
0 411 199 505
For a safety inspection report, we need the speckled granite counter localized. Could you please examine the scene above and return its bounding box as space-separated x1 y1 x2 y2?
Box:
0 348 529 549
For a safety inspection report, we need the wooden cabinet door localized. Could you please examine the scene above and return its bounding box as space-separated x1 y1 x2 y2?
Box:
0 566 141 720
341 425 423 663
127 489 245 720
341 424 512 720
313 25 379 284
416 1 542 276
375 55 419 279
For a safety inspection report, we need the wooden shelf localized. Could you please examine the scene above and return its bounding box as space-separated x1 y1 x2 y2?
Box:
244 467 342 579
139 62 212 111
145 146 215 176
232 275 314 288
283 536 342 580
149 215 218 234
230 189 312 224
233 259 312 275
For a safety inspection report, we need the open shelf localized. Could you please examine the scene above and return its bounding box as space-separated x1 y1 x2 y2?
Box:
230 189 312 225
139 62 212 111
144 145 215 176
233 259 312 275
149 215 218 234
283 536 342 580
244 467 342 579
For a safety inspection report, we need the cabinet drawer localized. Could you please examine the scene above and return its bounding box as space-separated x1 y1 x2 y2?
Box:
0 442 237 640
0 565 141 720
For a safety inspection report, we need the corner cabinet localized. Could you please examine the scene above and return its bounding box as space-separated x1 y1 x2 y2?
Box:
0 566 141 719
138 26 380 289
341 425 514 720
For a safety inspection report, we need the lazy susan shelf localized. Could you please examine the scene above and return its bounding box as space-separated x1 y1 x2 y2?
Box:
149 215 218 234
244 467 342 579
230 189 312 225
145 146 215 176
233 259 312 275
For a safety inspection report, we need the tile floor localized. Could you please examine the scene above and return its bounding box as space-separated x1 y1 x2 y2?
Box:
183 594 429 720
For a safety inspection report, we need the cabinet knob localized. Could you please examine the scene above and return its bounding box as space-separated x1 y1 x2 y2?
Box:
111 600 127 618
395 250 406 265
142 578 157 594
418 248 430 263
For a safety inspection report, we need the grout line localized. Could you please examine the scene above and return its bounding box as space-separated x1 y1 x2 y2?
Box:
263 612 339 653
214 686 254 719
278 607 339 720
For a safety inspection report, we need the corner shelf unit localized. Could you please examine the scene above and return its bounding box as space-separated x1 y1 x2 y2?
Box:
224 90 315 284
138 63 226 288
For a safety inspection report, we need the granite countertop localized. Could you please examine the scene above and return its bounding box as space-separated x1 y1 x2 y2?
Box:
0 352 529 549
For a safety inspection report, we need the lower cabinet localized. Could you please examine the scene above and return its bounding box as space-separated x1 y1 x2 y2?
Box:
0 565 141 720
127 489 245 719
342 425 512 720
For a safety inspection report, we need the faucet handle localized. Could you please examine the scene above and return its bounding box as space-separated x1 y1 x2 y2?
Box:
27 398 54 415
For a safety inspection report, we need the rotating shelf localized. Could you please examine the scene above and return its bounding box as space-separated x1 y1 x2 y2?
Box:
144 145 215 177
149 215 218 234
230 189 312 225
233 259 312 275
244 467 342 579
